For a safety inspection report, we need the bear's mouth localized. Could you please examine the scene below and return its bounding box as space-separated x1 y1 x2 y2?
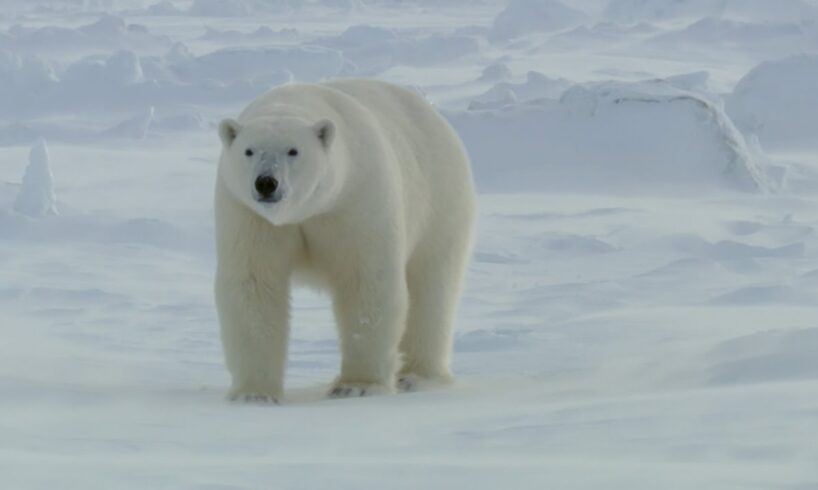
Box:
256 194 283 204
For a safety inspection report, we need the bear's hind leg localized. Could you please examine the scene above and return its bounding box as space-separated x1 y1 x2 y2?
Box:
398 245 469 391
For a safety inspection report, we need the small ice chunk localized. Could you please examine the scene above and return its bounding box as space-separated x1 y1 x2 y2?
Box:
13 138 58 217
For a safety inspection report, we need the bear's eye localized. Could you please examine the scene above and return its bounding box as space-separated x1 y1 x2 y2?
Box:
244 149 253 157
287 148 298 157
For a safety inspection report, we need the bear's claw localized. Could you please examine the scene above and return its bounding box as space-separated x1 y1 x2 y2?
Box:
397 376 416 392
329 386 368 398
327 381 392 399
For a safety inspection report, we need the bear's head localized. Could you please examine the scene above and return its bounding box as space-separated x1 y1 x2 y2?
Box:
218 116 341 225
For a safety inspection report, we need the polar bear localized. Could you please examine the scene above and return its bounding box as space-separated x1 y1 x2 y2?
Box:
214 79 476 402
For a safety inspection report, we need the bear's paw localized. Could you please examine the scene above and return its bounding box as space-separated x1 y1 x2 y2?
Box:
228 391 279 405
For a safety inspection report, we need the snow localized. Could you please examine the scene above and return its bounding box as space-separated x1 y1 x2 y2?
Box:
12 138 58 216
173 45 339 83
728 54 818 151
0 14 172 58
2 0 818 488
644 17 818 60
468 70 573 109
490 0 587 41
602 0 818 23
316 25 480 74
604 0 725 22
453 78 770 194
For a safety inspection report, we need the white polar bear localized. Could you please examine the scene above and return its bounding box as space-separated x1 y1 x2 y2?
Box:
214 79 476 402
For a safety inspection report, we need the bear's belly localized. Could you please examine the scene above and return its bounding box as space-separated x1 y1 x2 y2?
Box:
291 265 331 292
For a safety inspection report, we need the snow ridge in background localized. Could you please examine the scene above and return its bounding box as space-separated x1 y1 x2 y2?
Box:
0 1 813 193
0 14 172 57
454 78 770 194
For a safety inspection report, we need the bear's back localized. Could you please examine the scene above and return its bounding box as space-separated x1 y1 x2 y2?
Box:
323 78 473 193
324 79 475 253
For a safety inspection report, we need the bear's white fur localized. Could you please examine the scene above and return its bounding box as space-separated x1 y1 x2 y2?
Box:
214 79 476 402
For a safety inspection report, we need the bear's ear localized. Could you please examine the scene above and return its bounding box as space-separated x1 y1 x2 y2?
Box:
313 119 335 149
219 118 242 147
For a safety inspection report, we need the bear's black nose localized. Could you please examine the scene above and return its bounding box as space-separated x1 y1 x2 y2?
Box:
254 175 279 198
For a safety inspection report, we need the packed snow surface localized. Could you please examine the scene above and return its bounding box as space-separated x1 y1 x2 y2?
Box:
1 1 818 489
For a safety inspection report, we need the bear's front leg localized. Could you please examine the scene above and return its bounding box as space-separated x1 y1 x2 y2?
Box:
328 265 408 398
215 272 290 404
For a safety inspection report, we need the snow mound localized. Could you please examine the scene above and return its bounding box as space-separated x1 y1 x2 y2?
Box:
469 71 573 110
727 54 818 151
0 51 59 102
13 138 57 217
0 44 337 121
62 49 144 87
0 14 172 57
491 0 587 41
0 49 152 116
450 79 769 194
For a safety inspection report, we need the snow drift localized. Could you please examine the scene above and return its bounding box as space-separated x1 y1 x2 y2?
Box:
451 79 769 194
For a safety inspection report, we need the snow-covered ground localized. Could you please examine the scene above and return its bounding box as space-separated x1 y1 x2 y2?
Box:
2 0 818 488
